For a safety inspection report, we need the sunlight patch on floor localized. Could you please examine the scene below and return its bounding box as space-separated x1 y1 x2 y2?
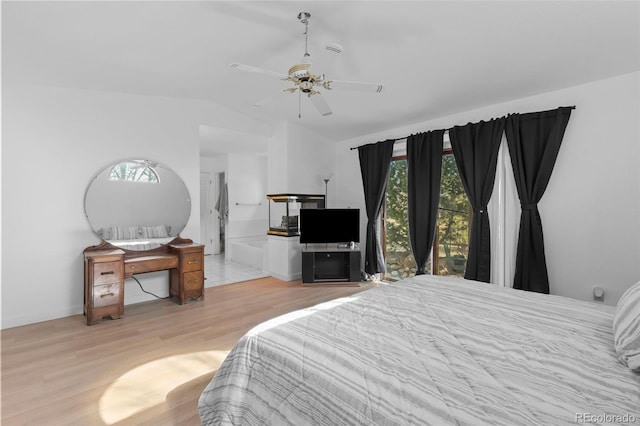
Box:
99 350 229 425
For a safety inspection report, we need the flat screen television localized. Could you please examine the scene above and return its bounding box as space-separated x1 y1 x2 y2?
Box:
300 208 360 244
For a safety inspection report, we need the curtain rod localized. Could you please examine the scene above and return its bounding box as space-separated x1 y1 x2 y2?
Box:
350 105 576 150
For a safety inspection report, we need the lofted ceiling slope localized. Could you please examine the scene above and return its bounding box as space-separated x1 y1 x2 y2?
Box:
3 1 639 145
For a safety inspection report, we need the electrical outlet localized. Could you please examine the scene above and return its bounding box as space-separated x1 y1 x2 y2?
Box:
593 286 605 302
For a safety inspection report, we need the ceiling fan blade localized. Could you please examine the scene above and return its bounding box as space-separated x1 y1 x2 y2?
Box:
309 93 333 116
326 79 384 94
250 90 292 110
250 95 274 109
325 43 343 55
229 63 288 79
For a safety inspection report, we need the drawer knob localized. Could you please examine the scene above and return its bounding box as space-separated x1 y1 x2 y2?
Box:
100 292 115 298
100 271 115 275
187 260 198 265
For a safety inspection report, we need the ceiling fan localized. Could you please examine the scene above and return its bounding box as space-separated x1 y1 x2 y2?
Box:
230 12 384 118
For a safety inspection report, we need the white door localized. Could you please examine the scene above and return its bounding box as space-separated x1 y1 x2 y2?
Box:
200 172 215 255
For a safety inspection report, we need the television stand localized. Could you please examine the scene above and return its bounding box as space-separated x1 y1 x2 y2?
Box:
301 246 361 285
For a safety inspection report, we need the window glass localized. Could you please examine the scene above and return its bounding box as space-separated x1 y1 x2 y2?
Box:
109 160 159 183
383 151 470 279
435 153 471 276
383 158 417 280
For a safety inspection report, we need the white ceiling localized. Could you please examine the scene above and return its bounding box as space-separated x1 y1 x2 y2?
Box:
3 1 639 153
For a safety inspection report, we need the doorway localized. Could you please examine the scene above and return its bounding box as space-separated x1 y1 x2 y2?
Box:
200 172 215 255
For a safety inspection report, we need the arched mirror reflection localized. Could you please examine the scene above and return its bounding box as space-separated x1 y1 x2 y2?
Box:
85 159 191 251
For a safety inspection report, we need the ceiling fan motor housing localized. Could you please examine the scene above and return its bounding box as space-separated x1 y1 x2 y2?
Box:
288 63 311 79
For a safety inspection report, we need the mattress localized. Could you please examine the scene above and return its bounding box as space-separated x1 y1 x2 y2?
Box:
198 275 640 425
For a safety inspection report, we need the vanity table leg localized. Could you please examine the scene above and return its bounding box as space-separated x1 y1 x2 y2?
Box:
169 244 205 304
169 268 184 305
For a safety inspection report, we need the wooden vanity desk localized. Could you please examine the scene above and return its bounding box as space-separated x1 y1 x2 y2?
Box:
84 237 204 325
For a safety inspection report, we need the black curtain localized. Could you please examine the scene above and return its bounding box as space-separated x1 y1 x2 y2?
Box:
407 130 445 275
505 107 572 293
358 140 395 275
449 118 505 282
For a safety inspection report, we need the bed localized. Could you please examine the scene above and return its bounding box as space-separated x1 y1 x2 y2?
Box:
98 225 174 250
106 236 174 251
198 275 640 425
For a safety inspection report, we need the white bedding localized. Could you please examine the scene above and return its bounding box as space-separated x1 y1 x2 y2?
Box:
199 275 640 425
109 236 174 251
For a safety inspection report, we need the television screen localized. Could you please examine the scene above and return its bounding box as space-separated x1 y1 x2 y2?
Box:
300 208 360 244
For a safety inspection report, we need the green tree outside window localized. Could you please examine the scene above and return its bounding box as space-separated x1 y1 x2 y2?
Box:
109 160 160 183
384 153 470 279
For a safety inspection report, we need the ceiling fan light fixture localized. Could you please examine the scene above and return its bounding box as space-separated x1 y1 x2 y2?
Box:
300 80 313 92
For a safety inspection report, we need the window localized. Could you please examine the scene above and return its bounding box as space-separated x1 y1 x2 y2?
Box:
383 157 417 280
383 148 470 279
435 152 471 276
109 160 159 183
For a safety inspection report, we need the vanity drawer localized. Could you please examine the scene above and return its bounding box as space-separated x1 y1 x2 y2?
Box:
125 256 178 276
93 261 122 285
93 283 121 308
184 271 204 291
182 253 203 272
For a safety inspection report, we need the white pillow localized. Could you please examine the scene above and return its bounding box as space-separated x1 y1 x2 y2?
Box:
101 226 138 240
139 225 169 238
613 280 640 372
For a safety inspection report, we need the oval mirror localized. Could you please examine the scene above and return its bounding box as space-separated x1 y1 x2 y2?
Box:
85 159 191 251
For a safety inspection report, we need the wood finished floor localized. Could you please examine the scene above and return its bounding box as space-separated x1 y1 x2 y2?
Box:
1 277 376 425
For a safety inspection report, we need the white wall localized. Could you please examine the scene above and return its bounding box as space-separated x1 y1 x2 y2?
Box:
225 153 268 259
267 122 288 194
285 121 335 199
267 121 335 197
334 71 640 305
2 83 268 328
265 120 337 280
